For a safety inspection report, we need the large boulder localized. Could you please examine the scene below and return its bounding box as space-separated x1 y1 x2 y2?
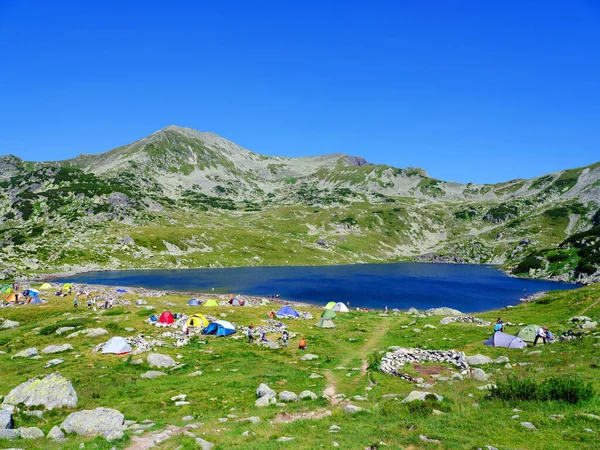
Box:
255 393 276 408
147 353 176 368
140 371 166 379
2 373 77 410
278 391 298 402
11 348 38 359
299 390 318 401
60 407 124 441
401 391 444 403
47 425 65 441
41 344 73 354
0 410 13 429
425 307 462 316
471 368 489 381
19 426 44 439
466 354 494 365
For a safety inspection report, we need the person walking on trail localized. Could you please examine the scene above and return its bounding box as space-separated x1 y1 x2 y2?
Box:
281 330 289 347
247 324 254 344
299 337 307 350
533 326 549 346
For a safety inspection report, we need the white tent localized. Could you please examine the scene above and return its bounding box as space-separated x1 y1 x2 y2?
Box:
331 302 349 312
102 336 132 355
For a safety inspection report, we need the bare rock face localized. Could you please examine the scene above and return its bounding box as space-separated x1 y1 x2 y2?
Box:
60 407 124 441
0 410 13 429
2 373 77 410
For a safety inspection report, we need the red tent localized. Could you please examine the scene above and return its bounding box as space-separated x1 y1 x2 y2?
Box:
159 311 175 324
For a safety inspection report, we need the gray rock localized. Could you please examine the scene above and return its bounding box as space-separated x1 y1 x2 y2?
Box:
256 383 276 398
0 410 13 429
196 437 214 449
425 307 462 316
580 413 600 421
147 353 176 368
0 429 20 439
255 393 276 408
121 236 135 245
308 373 323 379
2 373 77 410
61 407 124 440
329 425 340 432
495 356 510 364
23 410 43 418
278 391 298 402
238 416 260 424
466 354 494 365
45 359 64 368
298 390 318 401
41 344 73 354
300 354 319 361
406 307 419 315
520 422 536 430
11 348 38 359
344 405 365 414
401 391 444 403
131 359 143 365
471 368 489 381
277 436 295 442
182 415 194 421
47 425 65 441
56 326 76 335
188 370 203 376
0 320 19 329
18 427 44 439
140 371 166 379
582 321 598 329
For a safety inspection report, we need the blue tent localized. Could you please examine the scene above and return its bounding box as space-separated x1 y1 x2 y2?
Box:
276 305 299 318
187 298 201 306
28 297 43 304
117 289 126 293
201 320 236 337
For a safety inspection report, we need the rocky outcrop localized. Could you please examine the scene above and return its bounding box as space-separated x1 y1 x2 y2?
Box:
415 253 465 264
147 352 176 368
60 407 124 441
2 373 77 410
426 307 463 316
380 348 469 377
41 344 73 354
0 410 13 429
440 315 491 326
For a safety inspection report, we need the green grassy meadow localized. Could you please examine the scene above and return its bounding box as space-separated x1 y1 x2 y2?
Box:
1 283 600 449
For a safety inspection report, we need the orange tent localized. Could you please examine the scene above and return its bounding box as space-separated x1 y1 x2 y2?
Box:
6 293 18 303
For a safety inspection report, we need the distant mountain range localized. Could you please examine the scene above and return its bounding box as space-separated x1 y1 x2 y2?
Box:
1 125 599 283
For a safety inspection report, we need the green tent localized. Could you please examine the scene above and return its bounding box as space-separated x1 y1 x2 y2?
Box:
0 285 13 294
316 317 336 328
321 309 337 319
203 299 219 307
325 301 336 310
515 324 542 343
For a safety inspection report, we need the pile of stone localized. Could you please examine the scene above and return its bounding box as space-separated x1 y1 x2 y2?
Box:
254 383 318 407
569 316 598 329
439 315 491 326
380 348 470 378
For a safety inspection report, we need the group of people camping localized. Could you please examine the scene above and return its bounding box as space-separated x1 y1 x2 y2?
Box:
494 318 554 346
245 324 306 349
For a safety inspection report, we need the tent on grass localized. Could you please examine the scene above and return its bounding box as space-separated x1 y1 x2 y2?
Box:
186 314 208 328
203 299 219 307
116 289 126 293
28 297 43 305
484 331 527 348
316 317 336 328
276 305 299 318
39 283 52 290
202 320 236 336
158 311 175 325
187 298 201 306
62 283 73 290
24 289 39 297
331 302 349 312
325 301 336 310
516 324 542 343
321 309 337 319
6 293 18 303
0 285 13 294
231 297 244 306
102 336 132 355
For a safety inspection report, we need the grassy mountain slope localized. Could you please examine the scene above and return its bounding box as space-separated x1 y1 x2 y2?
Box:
1 126 599 280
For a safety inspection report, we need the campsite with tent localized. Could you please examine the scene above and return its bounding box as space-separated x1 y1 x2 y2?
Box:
0 281 599 449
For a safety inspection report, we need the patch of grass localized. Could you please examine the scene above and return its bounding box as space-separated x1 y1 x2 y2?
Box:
491 375 595 404
38 318 93 335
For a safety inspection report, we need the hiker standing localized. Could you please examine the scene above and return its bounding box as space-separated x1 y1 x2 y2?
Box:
269 310 274 320
282 330 289 347
73 298 78 308
385 305 388 314
299 337 307 350
247 324 254 343
87 298 92 309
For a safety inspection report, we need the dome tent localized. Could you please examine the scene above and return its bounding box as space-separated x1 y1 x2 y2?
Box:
158 311 175 325
28 297 43 305
331 302 349 312
39 283 52 290
325 301 336 310
0 285 13 294
316 317 336 328
186 314 208 328
484 331 527 348
515 324 542 343
62 283 73 290
321 309 337 319
187 298 201 306
202 320 236 337
102 336 132 355
203 299 219 307
231 297 244 306
276 305 299 318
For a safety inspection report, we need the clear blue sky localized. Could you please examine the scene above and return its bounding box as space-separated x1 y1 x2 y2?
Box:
1 1 599 184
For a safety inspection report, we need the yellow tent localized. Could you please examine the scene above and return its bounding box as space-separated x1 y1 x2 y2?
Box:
40 283 52 290
0 286 13 294
62 283 73 290
325 301 336 310
186 314 208 328
6 293 18 303
203 299 219 307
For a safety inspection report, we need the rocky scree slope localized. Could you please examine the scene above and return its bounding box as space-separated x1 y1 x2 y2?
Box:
0 125 599 280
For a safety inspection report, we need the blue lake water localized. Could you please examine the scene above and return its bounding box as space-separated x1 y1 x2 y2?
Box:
57 263 579 312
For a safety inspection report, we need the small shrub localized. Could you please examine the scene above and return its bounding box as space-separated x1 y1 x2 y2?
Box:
38 318 92 335
491 375 595 404
136 310 152 317
103 308 126 316
513 255 544 274
367 351 381 371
